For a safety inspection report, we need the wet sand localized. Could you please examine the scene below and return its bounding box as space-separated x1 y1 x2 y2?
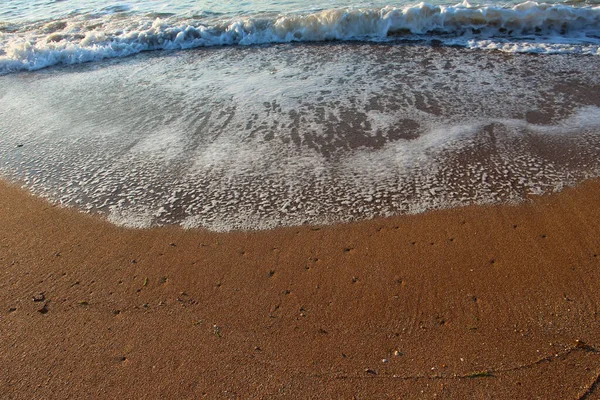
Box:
1 178 599 399
4 46 600 232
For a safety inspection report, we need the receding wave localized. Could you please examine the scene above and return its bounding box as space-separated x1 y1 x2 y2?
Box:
1 1 600 73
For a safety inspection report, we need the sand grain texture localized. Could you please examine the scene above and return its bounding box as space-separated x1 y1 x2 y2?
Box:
1 179 599 398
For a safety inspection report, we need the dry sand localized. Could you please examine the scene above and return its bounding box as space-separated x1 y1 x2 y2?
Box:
1 178 599 399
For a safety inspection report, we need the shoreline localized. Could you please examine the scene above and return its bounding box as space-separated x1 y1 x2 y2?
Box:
4 44 600 232
1 178 599 398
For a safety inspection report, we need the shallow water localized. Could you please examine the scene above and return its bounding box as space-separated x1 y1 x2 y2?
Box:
1 43 599 230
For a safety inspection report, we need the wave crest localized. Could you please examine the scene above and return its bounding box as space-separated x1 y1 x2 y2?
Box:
1 1 600 73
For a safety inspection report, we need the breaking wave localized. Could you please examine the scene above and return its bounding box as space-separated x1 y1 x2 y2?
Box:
1 1 600 73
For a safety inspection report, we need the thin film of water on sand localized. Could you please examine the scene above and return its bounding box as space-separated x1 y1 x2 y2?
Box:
1 44 600 230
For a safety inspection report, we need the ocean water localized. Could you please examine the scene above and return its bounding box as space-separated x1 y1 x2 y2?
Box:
2 0 600 73
1 0 600 230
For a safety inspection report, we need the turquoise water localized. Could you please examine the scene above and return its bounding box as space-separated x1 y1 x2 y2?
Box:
1 0 526 21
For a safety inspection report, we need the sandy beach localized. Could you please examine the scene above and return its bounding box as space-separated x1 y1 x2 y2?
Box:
3 0 600 397
1 177 599 398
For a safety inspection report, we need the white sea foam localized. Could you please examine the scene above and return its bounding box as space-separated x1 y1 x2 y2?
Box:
1 2 600 74
1 44 600 231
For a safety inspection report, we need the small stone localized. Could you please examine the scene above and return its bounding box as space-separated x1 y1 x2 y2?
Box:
382 359 388 363
365 369 377 375
33 293 45 302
